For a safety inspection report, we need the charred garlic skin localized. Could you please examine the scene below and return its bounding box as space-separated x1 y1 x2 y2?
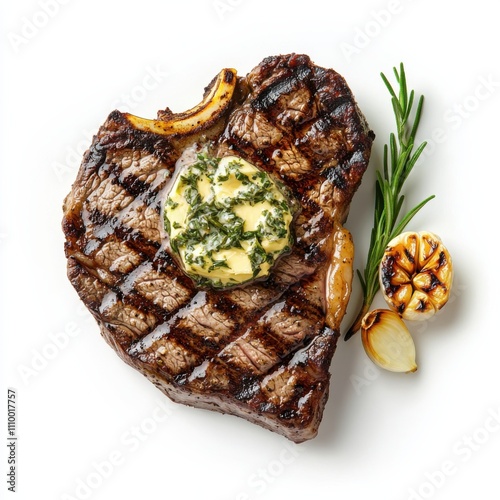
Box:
379 231 453 321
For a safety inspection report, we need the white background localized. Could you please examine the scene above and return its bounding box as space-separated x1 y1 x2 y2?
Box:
1 1 499 499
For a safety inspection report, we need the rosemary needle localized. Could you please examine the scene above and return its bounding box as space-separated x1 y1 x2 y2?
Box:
344 63 435 341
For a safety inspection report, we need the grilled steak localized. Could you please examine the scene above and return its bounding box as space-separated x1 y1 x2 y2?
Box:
62 54 374 442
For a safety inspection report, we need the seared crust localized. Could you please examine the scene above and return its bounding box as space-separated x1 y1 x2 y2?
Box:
62 54 374 442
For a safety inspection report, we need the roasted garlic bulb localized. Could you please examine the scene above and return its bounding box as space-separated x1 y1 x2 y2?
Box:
361 309 417 373
379 231 453 321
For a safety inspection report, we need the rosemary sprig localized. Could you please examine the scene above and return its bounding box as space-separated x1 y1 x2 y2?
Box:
344 63 435 341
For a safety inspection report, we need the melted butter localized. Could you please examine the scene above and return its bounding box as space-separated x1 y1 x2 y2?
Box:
197 174 212 200
213 157 252 201
164 154 294 288
182 244 255 282
233 201 273 232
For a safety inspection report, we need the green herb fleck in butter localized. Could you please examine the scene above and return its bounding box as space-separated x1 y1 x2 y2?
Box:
164 154 295 288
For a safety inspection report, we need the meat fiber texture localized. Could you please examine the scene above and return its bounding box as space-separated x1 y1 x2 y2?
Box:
62 54 374 442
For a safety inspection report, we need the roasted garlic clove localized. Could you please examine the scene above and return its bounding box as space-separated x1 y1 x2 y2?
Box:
361 309 417 373
379 231 453 321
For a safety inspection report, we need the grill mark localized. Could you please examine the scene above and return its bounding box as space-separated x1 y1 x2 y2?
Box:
137 284 311 384
68 259 110 313
81 148 171 248
90 275 165 337
110 194 163 240
123 258 322 360
107 154 171 205
85 234 146 274
229 343 318 409
150 249 201 292
218 339 269 375
264 305 320 348
134 270 193 313
115 225 161 256
80 202 161 258
285 281 325 321
132 333 201 378
128 289 251 378
220 263 309 322
215 282 324 379
251 65 312 112
168 293 249 350
175 310 234 347
85 172 135 220
123 285 182 325
233 376 261 402
94 216 160 256
217 322 285 373
76 141 108 182
322 95 352 121
174 324 223 352
131 327 207 379
86 207 110 227
73 251 198 347
97 289 158 340
105 323 142 352
220 279 289 315
307 112 336 134
324 163 348 191
99 113 177 160
109 162 150 199
134 293 324 421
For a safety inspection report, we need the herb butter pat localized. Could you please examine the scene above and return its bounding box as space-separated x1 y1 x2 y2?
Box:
164 154 295 288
